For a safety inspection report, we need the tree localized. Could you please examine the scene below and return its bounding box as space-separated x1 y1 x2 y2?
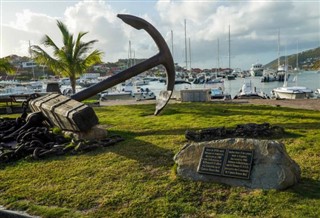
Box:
0 57 14 74
314 60 320 70
31 20 103 94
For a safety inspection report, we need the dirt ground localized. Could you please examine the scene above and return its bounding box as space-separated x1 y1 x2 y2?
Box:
99 98 320 111
241 98 320 111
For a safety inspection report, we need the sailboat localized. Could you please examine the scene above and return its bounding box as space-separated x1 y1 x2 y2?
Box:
272 53 313 99
271 84 313 99
272 35 314 99
274 30 288 82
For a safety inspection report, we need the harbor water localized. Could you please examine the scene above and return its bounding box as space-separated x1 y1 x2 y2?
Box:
146 70 320 99
208 70 320 98
59 70 320 100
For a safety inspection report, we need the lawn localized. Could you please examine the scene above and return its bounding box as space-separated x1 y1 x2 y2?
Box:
0 102 319 217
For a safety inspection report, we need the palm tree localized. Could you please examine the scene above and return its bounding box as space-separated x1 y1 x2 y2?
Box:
0 57 14 74
31 20 103 94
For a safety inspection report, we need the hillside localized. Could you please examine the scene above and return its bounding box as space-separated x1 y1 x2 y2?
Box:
265 47 320 70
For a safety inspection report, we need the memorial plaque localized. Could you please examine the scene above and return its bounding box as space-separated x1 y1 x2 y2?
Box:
197 147 254 180
223 149 253 179
197 147 226 175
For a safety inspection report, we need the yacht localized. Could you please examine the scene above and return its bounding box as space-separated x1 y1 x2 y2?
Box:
250 63 264 77
260 68 277 83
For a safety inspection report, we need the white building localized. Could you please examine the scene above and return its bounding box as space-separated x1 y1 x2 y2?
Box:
21 61 38 69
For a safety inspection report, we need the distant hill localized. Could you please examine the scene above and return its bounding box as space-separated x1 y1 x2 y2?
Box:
264 47 320 70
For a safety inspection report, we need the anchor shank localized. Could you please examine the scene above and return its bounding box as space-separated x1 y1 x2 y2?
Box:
71 54 161 102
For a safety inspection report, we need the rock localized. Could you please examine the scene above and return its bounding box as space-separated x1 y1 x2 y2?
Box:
63 125 108 140
174 138 301 190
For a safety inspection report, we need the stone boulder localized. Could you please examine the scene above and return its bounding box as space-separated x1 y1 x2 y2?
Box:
174 138 301 190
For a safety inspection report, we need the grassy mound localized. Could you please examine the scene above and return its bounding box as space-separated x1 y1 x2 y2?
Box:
0 102 319 217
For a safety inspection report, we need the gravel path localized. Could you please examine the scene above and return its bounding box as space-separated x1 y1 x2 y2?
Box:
99 98 320 111
241 99 320 111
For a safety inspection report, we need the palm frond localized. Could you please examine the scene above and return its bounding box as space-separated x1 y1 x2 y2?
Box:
29 20 103 93
73 31 89 60
76 40 99 58
83 50 103 67
57 20 71 48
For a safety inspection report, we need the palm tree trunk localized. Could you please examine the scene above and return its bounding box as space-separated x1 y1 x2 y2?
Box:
70 75 76 94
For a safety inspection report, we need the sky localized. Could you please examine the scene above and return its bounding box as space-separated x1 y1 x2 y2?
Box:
0 0 320 70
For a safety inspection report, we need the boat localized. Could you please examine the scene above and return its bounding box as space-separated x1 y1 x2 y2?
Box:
271 86 313 99
132 86 156 101
99 90 133 100
99 82 156 101
271 68 313 99
260 68 278 82
210 87 231 100
0 79 60 102
231 68 242 77
250 63 264 77
271 35 313 100
274 30 291 81
192 73 223 84
0 80 48 95
314 89 320 98
226 74 236 80
234 80 269 99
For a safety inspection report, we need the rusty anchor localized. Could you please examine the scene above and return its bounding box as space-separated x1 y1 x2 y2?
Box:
26 14 176 132
72 14 175 115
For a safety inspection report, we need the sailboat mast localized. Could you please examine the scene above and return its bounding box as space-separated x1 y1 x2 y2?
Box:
283 46 288 87
29 40 35 79
133 50 135 66
189 37 191 74
296 40 299 69
227 26 232 96
128 40 132 68
277 29 281 68
171 30 174 60
184 19 188 72
228 25 231 70
217 38 220 72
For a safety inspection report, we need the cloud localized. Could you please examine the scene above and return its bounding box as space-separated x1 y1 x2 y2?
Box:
1 0 319 70
2 1 134 63
155 0 320 68
63 1 127 61
57 1 160 62
2 9 58 57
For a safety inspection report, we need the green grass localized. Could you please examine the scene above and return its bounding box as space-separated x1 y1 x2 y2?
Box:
0 102 320 217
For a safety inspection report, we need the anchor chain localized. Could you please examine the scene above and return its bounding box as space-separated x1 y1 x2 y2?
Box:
185 122 285 142
0 97 124 164
21 93 40 120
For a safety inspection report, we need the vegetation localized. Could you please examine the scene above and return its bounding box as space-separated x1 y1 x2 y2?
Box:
0 102 319 217
31 20 103 93
0 57 14 74
313 60 320 70
265 46 320 70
